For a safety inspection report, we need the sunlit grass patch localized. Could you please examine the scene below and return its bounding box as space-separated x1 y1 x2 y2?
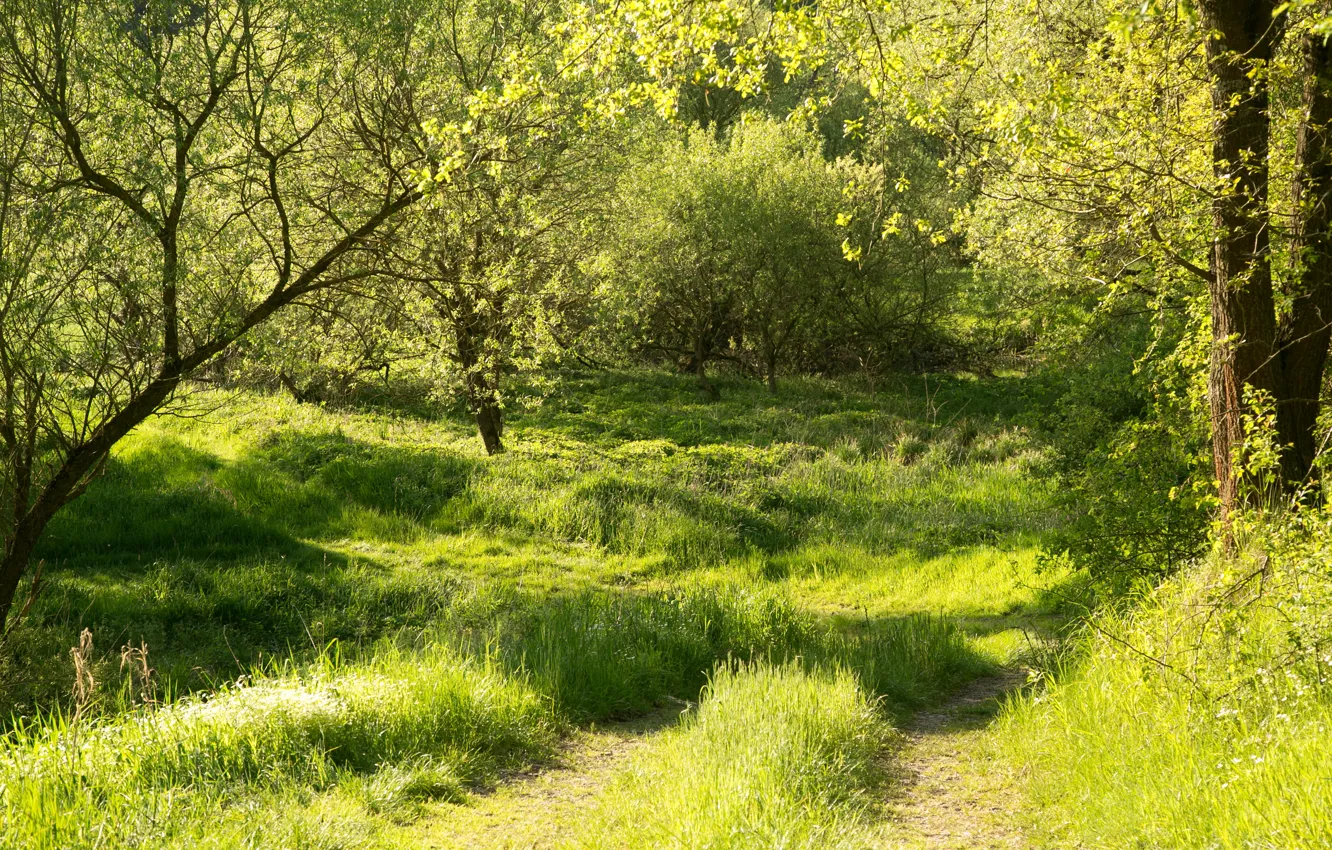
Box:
12 369 1052 720
1001 561 1332 849
0 644 556 850
775 545 1059 618
566 662 889 850
0 585 993 849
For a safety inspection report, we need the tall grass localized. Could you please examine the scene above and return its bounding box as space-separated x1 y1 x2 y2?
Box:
567 662 888 850
1003 516 1332 848
0 644 556 850
502 587 818 720
7 369 1048 717
498 590 991 720
0 369 1047 846
0 585 989 848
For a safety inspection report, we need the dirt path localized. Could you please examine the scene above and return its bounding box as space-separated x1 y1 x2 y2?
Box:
395 705 684 849
396 673 1028 850
875 669 1030 849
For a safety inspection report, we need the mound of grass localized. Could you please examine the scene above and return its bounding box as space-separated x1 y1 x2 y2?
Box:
0 644 556 850
503 586 818 720
831 613 995 712
567 661 888 850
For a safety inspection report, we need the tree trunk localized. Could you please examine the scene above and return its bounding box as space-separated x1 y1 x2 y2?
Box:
0 370 183 629
475 395 505 456
1197 0 1286 521
765 352 778 394
694 333 719 400
0 523 41 630
454 310 505 456
1277 24 1332 496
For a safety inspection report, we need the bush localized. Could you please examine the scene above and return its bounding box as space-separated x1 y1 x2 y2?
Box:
1034 315 1211 600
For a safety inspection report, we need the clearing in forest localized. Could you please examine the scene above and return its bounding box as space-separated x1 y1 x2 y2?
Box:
0 371 1063 849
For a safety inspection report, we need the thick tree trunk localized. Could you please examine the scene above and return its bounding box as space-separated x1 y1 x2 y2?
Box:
0 525 40 630
474 395 504 456
454 312 505 456
1277 26 1332 495
1197 0 1286 520
765 352 778 394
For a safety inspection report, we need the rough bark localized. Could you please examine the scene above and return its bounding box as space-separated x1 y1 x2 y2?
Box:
454 303 506 456
474 396 505 456
694 332 720 400
1277 25 1332 495
1197 0 1286 519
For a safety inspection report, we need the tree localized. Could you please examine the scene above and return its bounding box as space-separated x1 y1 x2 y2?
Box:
0 0 427 629
1194 1 1332 517
358 0 610 454
958 0 1332 519
570 0 1332 524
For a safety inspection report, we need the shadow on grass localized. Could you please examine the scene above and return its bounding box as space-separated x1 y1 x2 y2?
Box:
39 430 482 565
6 370 1053 726
11 432 489 719
506 369 1043 449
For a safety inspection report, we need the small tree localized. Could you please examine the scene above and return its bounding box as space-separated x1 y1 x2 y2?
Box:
365 0 609 454
0 0 428 629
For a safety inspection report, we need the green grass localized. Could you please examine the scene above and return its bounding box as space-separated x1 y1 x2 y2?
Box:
0 586 988 849
1000 524 1332 848
566 661 888 850
0 368 1061 847
5 369 1054 717
1 643 557 850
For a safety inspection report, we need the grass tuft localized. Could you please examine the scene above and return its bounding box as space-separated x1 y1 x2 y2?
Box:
567 661 889 850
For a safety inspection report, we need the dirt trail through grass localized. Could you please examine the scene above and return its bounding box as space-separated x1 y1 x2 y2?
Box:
876 669 1029 849
399 706 685 849
399 670 1031 850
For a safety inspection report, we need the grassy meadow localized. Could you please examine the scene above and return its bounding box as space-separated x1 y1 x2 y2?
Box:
0 368 1062 849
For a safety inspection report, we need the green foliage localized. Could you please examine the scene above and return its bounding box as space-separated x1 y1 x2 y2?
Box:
1003 505 1332 848
1033 315 1212 600
595 115 969 391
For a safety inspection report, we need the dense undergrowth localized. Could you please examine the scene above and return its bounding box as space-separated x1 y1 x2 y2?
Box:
0 369 1050 849
1003 506 1332 848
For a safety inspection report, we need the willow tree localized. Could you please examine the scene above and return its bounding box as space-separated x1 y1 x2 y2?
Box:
0 0 428 629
